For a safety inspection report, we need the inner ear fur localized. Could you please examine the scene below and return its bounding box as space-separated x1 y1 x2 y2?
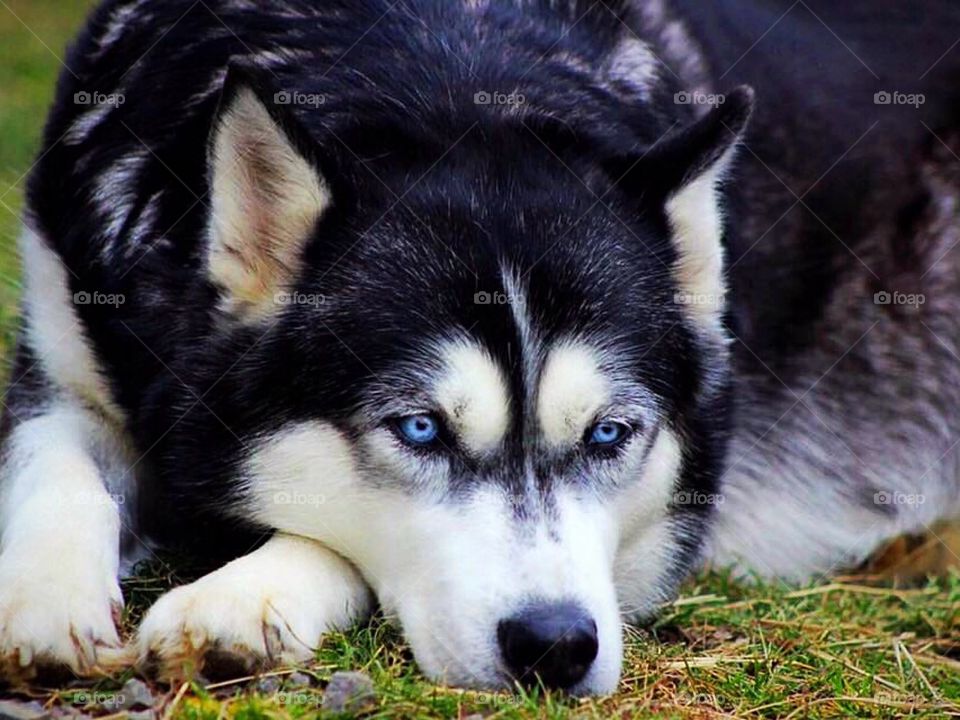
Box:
206 66 331 321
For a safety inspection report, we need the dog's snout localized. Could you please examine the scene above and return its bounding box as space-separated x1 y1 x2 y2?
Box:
497 601 598 690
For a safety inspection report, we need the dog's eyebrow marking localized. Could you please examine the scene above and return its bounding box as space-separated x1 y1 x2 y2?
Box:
537 341 609 448
434 340 511 455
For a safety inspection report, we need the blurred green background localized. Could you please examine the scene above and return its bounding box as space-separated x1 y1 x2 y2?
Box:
0 0 97 356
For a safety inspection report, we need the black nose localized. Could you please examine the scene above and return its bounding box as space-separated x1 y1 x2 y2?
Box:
497 601 598 690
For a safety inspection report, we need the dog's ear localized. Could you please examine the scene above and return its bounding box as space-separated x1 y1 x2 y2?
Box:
627 86 754 329
206 65 331 320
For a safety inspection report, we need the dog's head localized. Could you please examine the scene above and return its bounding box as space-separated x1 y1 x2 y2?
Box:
176 64 751 694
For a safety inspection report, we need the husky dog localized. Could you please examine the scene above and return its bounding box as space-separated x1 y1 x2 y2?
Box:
1 0 959 695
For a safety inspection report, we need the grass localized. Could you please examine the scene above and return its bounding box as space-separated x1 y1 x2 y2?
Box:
57 565 960 719
1 2 960 718
0 0 93 356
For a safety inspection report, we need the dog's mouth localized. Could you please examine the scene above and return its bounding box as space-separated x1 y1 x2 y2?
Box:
395 602 621 695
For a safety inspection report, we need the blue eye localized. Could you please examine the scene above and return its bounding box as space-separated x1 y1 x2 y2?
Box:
396 414 441 446
587 420 631 447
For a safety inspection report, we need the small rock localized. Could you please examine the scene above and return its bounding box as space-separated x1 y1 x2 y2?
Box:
111 679 155 711
321 671 376 714
286 672 313 688
462 715 485 720
127 711 156 720
0 700 49 720
256 676 282 694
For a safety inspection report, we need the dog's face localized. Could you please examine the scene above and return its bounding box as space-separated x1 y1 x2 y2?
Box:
178 70 751 693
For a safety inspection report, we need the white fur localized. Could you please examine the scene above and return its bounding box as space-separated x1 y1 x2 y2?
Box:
707 467 889 581
0 405 127 673
243 420 360 532
19 225 123 422
613 428 687 617
537 342 609 448
665 160 729 335
233 327 676 693
435 341 511 456
137 533 371 672
501 267 541 402
238 420 623 693
705 404 952 581
207 87 330 319
381 486 623 694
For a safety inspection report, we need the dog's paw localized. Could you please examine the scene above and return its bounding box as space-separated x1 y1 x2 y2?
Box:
0 558 124 678
136 575 319 677
137 537 371 678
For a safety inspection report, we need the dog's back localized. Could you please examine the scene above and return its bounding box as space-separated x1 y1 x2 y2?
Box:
676 0 960 575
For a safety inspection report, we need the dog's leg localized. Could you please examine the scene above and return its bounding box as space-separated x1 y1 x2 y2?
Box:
0 401 126 676
0 227 134 677
137 533 372 676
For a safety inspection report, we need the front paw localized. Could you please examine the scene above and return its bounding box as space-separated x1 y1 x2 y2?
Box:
137 579 315 677
136 541 370 678
0 561 124 679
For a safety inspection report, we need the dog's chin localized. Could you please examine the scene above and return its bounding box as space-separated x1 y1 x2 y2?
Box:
408 637 623 696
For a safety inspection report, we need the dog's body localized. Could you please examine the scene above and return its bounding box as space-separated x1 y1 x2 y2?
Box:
2 0 960 694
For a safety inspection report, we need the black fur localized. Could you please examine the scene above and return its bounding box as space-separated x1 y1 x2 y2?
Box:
24 0 960 579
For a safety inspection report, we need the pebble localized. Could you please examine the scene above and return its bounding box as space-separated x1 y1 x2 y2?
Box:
286 672 313 688
255 676 282 694
321 671 376 714
113 679 155 711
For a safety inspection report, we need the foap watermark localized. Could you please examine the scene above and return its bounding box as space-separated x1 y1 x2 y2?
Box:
674 90 725 107
874 490 925 507
874 691 927 705
277 690 321 707
674 291 726 307
74 290 125 308
66 490 127 507
50 489 126 508
273 491 326 507
275 291 327 307
873 290 925 308
72 690 126 708
74 90 125 107
874 90 925 108
474 90 525 107
474 290 519 306
465 691 526 710
674 490 725 506
274 90 326 108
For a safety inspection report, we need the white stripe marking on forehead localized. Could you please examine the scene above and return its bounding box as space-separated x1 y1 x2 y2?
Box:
501 266 540 394
537 341 610 448
434 340 511 456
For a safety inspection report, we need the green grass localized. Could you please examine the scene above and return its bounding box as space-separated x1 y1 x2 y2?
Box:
2 3 960 718
0 0 95 356
111 567 960 718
